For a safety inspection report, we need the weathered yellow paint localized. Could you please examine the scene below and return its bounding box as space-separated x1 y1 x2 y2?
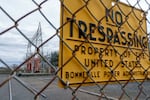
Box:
59 0 149 87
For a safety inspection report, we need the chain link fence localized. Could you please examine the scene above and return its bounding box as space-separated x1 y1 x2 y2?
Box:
0 0 150 100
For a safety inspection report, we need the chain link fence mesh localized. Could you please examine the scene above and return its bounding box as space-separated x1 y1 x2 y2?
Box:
0 0 150 100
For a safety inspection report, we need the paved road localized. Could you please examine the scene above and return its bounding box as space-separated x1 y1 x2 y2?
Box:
0 75 98 100
0 74 150 100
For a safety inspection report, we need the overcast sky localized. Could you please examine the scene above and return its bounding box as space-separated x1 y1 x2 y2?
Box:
0 0 60 66
0 0 150 67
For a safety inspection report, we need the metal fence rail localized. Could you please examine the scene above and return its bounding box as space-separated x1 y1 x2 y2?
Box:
0 0 150 100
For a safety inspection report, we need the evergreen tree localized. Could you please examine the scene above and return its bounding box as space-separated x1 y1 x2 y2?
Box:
50 51 58 67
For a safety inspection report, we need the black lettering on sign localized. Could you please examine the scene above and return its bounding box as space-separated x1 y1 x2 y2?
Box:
78 20 87 39
91 71 101 78
114 31 120 44
127 32 133 46
121 60 141 68
114 71 120 77
98 25 105 42
68 17 148 48
89 23 96 41
137 52 146 59
123 71 130 76
120 31 127 45
66 72 69 79
65 71 101 79
84 58 103 68
74 45 79 51
133 71 144 76
81 46 86 55
115 11 123 26
133 34 148 48
104 60 113 67
106 27 113 43
74 45 119 57
142 36 148 48
123 51 130 58
67 17 76 37
105 8 123 26
104 71 111 77
105 49 109 56
70 72 74 78
65 71 87 79
88 47 93 55
104 48 114 57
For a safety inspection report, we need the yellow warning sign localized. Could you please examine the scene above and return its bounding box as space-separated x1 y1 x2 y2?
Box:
59 0 150 86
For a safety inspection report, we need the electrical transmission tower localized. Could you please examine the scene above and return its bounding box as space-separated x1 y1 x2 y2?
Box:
26 23 44 73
